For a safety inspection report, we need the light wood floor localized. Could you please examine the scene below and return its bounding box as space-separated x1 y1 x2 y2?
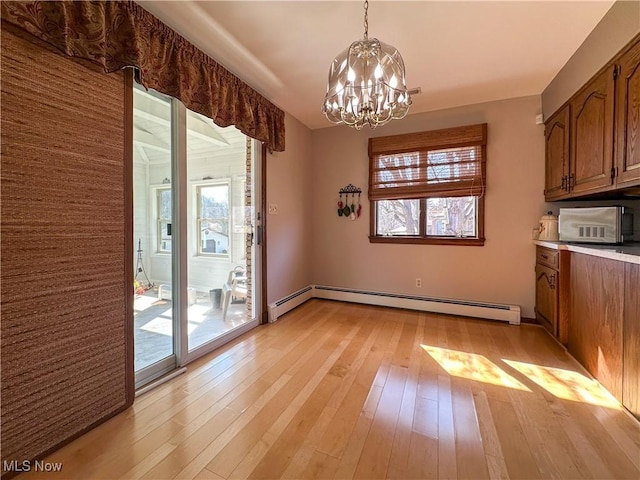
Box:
24 299 640 479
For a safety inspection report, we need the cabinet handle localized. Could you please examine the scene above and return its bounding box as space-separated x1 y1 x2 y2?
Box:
561 176 566 191
538 271 556 289
569 173 575 190
541 254 549 259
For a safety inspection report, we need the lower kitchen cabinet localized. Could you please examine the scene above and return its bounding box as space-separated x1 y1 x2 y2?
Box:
536 244 639 419
535 246 570 344
569 253 624 401
623 263 640 419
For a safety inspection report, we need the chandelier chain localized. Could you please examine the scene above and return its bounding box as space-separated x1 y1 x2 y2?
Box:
363 0 368 40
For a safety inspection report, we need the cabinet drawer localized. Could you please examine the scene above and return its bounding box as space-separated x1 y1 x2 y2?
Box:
536 247 559 269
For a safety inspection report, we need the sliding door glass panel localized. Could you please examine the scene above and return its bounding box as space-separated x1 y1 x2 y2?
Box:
133 84 176 375
186 110 255 351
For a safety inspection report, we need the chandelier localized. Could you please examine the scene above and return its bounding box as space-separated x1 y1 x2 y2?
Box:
322 0 411 129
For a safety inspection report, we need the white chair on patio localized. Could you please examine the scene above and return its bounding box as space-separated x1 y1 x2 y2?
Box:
222 266 247 320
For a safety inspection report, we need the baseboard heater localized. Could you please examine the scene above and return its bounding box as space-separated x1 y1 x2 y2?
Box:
268 286 314 323
269 284 520 325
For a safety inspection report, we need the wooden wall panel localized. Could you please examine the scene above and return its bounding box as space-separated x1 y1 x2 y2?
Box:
0 21 133 470
623 263 640 419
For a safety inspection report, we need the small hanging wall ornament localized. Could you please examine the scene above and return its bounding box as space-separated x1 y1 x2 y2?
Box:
336 184 362 221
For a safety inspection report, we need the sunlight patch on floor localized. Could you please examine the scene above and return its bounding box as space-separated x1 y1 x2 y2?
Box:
186 304 213 325
140 314 196 336
502 359 620 409
421 345 530 391
134 295 166 312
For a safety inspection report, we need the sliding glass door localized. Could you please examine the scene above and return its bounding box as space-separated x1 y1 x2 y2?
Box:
133 83 262 387
184 109 260 358
133 86 176 385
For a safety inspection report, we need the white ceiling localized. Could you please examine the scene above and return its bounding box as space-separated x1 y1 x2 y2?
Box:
138 1 615 130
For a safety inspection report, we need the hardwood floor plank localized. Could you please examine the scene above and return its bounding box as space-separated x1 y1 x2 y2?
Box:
206 322 360 478
203 350 333 477
25 300 640 480
300 450 340 479
445 320 490 480
406 431 438 480
471 390 509 480
316 314 396 458
332 416 375 480
437 374 458 480
488 397 543 479
139 406 239 480
451 377 490 480
280 444 316 480
387 314 424 480
194 468 225 480
241 347 349 478
353 364 408 479
494 337 594 479
593 406 640 470
169 373 294 479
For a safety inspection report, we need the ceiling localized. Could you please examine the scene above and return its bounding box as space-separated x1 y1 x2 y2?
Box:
138 1 615 130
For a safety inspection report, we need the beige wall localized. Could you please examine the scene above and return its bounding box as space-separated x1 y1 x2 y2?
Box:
266 113 314 303
542 0 640 117
310 96 546 318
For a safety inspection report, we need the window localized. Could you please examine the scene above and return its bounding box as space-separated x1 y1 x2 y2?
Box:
197 183 230 256
369 123 487 245
157 187 172 252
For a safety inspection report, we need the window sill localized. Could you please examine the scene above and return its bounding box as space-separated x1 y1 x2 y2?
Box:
369 236 485 246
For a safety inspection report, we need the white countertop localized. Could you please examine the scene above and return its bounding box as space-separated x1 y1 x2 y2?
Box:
534 240 640 265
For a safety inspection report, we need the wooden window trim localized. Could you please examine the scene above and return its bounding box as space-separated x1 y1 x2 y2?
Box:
369 195 485 246
369 124 487 245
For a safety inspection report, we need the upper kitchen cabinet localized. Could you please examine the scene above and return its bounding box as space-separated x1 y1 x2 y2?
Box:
569 64 616 197
543 35 640 200
615 37 640 187
544 106 570 201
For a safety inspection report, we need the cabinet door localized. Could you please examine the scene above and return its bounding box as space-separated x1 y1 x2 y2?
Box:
616 39 640 186
569 253 624 400
570 65 616 196
623 263 640 419
544 106 570 200
535 263 557 336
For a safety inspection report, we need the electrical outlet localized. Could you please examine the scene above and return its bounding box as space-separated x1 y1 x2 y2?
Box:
415 278 422 288
268 203 278 215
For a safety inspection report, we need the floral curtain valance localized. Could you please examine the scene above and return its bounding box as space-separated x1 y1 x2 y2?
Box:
1 0 285 152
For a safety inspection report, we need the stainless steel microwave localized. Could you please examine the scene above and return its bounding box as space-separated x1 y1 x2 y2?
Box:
558 206 634 244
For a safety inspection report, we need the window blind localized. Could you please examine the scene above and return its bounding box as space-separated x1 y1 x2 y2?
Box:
369 123 487 201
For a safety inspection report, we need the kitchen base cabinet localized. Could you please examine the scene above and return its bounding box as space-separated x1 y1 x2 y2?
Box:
623 263 640 419
535 247 569 344
569 253 624 401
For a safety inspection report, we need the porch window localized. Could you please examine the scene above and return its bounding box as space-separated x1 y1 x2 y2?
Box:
157 187 172 253
197 184 230 256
